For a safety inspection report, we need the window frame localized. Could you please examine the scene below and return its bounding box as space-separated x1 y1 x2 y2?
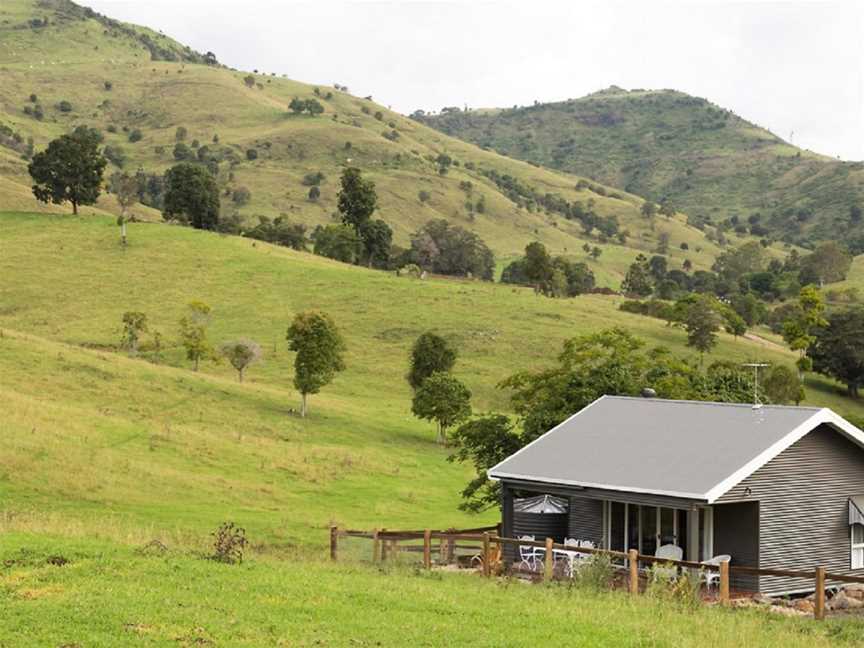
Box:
852 524 864 570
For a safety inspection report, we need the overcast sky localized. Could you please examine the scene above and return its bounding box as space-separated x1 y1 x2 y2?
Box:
88 0 864 160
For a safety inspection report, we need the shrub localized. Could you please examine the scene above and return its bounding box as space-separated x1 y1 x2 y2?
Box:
173 142 191 161
210 522 248 564
397 263 423 278
29 93 37 103
374 111 383 121
645 564 703 609
382 129 399 141
106 124 117 133
308 186 320 201
175 126 187 141
33 105 44 120
104 80 113 91
302 171 325 186
57 100 73 112
232 186 251 206
246 148 258 161
573 553 615 591
128 129 143 143
103 144 126 167
418 190 431 203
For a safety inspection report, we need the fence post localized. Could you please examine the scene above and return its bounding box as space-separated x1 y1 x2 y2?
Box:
423 529 432 570
814 567 826 621
544 537 554 581
329 526 338 561
719 560 730 605
372 528 381 563
482 532 492 577
628 549 639 595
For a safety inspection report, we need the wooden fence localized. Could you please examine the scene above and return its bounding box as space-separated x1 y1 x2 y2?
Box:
329 526 864 622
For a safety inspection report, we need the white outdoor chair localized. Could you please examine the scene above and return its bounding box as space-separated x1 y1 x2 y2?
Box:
517 535 540 572
701 555 732 590
653 544 684 579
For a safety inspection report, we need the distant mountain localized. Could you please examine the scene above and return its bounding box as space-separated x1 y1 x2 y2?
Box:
418 87 864 249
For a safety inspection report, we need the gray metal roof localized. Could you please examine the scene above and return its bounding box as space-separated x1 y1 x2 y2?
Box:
489 396 845 502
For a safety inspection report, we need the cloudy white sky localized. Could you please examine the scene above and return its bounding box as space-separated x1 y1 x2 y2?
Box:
88 0 864 160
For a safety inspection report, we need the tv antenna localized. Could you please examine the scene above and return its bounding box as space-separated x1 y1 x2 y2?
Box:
742 363 769 408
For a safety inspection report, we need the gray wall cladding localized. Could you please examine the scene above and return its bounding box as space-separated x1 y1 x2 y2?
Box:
713 502 759 591
568 496 604 545
717 424 864 595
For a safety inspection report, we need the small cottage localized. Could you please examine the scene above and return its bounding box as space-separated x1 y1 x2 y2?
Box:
489 396 864 595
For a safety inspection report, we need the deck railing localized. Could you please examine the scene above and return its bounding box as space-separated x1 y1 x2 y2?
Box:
329 525 864 621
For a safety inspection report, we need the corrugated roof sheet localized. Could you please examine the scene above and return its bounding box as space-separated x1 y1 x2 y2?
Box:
489 396 825 500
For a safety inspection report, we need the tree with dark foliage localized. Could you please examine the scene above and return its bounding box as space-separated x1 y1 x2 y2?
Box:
163 163 220 230
29 126 106 214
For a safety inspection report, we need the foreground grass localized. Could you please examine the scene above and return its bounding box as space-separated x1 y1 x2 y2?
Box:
2 534 862 647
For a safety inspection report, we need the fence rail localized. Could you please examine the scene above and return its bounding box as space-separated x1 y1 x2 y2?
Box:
329 525 864 622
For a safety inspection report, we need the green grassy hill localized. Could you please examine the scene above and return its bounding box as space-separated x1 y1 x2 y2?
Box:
0 0 793 289
2 211 864 642
419 87 864 247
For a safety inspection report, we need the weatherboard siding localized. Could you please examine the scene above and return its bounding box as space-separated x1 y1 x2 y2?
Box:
713 502 759 591
568 496 604 545
716 424 864 595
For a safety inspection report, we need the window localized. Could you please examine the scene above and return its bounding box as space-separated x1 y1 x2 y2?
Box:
853 524 864 570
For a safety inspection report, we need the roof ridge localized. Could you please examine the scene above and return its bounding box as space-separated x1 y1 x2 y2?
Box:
603 395 822 411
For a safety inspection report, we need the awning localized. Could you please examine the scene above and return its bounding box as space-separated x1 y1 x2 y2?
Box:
850 496 864 526
513 494 569 514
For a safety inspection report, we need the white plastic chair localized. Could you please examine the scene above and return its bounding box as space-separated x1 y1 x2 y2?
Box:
653 544 683 579
701 554 732 590
518 535 539 572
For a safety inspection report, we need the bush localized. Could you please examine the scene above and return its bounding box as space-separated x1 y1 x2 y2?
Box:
103 144 126 167
418 190 431 204
232 186 251 206
106 124 117 133
302 171 325 186
175 126 187 141
128 129 143 143
29 93 37 103
210 522 248 564
173 142 192 161
246 148 258 161
57 100 73 112
33 105 44 120
246 216 307 250
308 186 320 201
573 553 615 591
104 80 113 91
397 263 423 278
646 564 703 608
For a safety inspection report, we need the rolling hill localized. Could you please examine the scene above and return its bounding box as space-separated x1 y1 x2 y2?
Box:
418 86 864 248
0 0 794 289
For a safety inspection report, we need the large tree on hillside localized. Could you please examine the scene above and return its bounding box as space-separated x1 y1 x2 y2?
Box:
621 254 653 296
808 307 864 398
337 167 378 256
28 126 107 214
286 310 346 417
798 242 853 286
684 295 722 360
782 285 828 374
411 372 472 444
112 171 139 246
523 241 553 293
407 332 457 390
163 163 220 230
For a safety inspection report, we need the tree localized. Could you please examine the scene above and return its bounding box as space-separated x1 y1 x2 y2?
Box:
590 246 602 260
809 307 864 397
28 126 107 214
244 74 255 88
305 98 324 115
723 310 747 339
179 301 214 371
621 254 653 296
684 295 721 360
163 163 220 230
411 372 471 444
712 241 765 280
408 219 494 280
448 414 521 511
782 285 827 374
289 97 305 114
113 172 139 246
173 142 192 161
359 218 392 268
798 242 852 285
312 224 362 263
120 311 148 355
640 201 657 219
286 310 346 417
220 339 262 383
408 332 457 390
175 126 188 141
337 167 377 233
307 186 320 201
523 241 553 293
763 365 804 405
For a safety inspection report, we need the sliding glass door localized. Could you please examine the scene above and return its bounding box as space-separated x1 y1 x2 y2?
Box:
603 502 710 560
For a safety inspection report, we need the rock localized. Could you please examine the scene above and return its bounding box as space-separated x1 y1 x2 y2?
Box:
752 593 775 605
830 592 851 610
793 599 814 613
845 584 864 600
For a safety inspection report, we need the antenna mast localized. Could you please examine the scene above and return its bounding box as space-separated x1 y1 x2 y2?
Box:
742 363 769 408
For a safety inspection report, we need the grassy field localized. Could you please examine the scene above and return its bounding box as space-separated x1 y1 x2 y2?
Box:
420 87 864 246
1 210 863 641
2 533 863 647
0 0 796 290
